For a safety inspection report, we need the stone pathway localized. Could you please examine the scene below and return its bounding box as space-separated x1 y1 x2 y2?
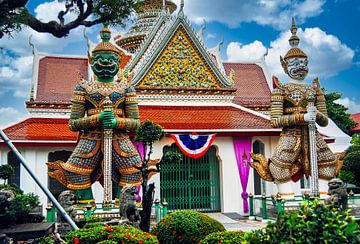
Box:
205 213 267 232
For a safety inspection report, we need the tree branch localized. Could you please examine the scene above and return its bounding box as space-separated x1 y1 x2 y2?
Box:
26 0 94 38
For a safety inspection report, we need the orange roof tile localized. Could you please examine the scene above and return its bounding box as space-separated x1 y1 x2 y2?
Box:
3 118 78 141
350 113 360 132
139 105 272 130
223 63 271 108
3 106 273 142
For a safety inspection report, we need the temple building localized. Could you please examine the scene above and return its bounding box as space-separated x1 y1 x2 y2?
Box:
0 0 349 214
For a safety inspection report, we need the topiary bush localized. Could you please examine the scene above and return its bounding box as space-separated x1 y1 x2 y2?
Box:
248 201 360 243
151 210 225 243
200 231 248 244
65 224 159 244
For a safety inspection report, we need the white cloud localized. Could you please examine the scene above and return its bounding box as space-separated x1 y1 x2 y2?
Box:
0 1 96 99
172 0 325 30
227 41 267 62
0 107 29 129
335 97 360 114
0 54 33 98
206 33 216 40
34 1 75 23
226 27 354 80
267 27 354 80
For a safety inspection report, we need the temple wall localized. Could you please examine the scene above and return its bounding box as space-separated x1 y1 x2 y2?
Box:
1 135 302 216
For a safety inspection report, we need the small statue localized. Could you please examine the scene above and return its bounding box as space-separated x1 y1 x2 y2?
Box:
57 190 77 221
250 18 343 199
0 189 15 212
48 25 142 204
325 178 347 210
118 185 139 227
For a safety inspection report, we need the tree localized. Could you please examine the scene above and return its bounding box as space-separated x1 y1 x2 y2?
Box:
134 120 181 232
0 164 15 184
325 91 357 134
339 134 360 187
0 0 143 39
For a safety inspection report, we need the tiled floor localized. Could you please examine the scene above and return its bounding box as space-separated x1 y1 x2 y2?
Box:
205 213 267 232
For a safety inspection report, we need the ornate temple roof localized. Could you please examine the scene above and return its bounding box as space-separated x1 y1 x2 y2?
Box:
115 0 177 53
2 105 278 144
128 10 234 94
350 113 360 134
223 63 271 109
2 118 77 143
33 56 88 103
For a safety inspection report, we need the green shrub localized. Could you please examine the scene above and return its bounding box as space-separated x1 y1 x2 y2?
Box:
0 192 40 226
39 236 53 244
200 231 248 244
66 225 158 244
0 183 23 194
248 201 360 244
151 210 225 243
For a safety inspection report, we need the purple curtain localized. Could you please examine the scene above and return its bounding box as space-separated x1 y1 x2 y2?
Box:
132 141 146 202
233 137 252 213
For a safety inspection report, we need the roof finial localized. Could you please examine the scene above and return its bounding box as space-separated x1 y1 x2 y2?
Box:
178 0 184 17
289 17 299 48
162 0 166 11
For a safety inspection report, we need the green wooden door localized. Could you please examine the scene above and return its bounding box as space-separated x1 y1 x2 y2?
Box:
161 144 221 212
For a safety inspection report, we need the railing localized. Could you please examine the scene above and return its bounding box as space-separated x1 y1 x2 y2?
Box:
249 192 360 221
46 201 168 223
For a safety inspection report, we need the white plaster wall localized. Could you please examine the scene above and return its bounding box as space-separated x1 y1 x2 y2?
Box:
1 133 309 216
2 146 74 214
214 137 242 214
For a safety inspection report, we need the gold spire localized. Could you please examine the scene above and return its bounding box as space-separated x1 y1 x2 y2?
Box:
283 18 307 60
92 25 120 55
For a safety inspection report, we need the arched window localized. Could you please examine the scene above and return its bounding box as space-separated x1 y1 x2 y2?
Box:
7 151 21 187
252 140 265 195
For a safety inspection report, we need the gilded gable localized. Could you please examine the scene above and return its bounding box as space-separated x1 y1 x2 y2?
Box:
139 27 222 89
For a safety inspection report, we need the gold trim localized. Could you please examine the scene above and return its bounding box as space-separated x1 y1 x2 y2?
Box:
67 182 92 190
77 199 96 204
61 163 93 175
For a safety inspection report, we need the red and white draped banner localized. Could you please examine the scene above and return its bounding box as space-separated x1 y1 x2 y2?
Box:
171 134 216 159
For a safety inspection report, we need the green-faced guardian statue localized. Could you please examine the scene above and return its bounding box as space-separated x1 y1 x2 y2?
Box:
48 26 142 205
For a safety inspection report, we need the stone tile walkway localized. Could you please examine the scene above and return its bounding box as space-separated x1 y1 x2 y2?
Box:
205 213 267 232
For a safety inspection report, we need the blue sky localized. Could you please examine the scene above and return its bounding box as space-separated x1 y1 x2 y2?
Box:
0 0 359 128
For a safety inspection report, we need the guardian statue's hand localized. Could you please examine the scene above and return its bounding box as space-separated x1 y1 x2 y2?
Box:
99 110 117 129
304 106 316 123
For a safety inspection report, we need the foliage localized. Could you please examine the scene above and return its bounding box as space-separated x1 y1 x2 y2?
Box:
342 149 360 186
0 164 15 183
135 120 165 145
0 0 143 38
39 236 53 244
66 224 158 244
85 215 104 223
199 231 248 244
0 183 23 194
325 91 357 134
161 151 183 165
134 120 165 232
151 210 225 244
248 201 360 244
351 134 360 146
340 134 360 187
0 192 40 226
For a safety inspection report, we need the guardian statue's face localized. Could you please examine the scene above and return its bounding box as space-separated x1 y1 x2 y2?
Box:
286 57 309 81
91 53 119 80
